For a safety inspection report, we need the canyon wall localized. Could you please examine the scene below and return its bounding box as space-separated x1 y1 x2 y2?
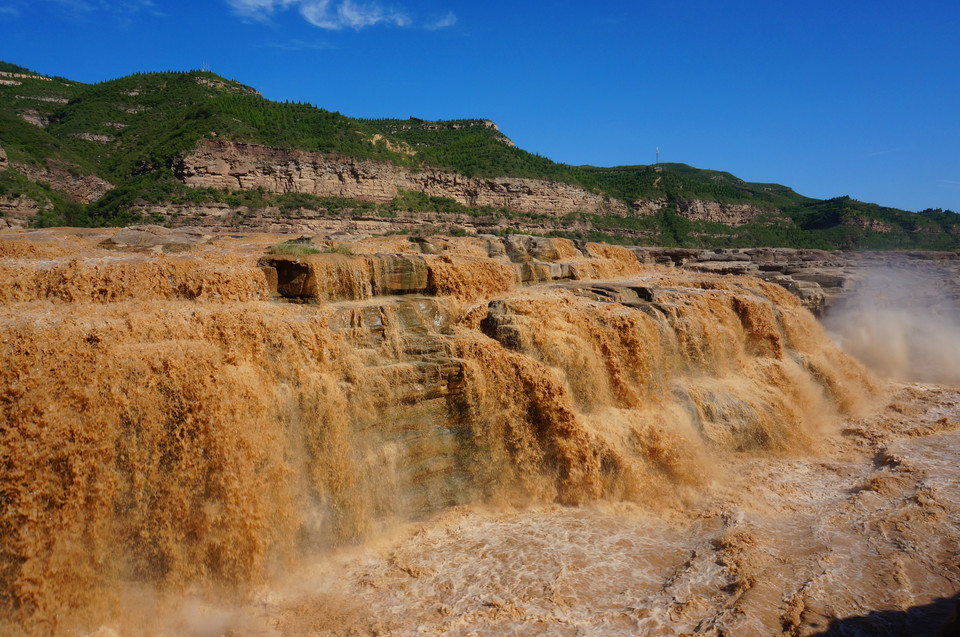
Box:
632 196 774 225
175 139 630 217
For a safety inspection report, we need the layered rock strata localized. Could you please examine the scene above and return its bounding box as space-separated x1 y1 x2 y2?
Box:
633 246 960 316
258 233 644 304
632 197 776 226
10 159 113 203
176 140 629 217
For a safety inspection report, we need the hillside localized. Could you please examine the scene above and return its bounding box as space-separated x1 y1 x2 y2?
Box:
1 61 958 249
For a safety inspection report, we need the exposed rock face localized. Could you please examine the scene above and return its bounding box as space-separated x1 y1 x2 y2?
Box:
844 217 895 233
176 141 403 200
632 246 960 316
632 196 774 226
0 195 41 228
0 71 53 82
412 169 628 216
265 253 436 300
70 133 115 144
258 235 634 302
632 198 667 215
0 215 29 230
133 199 613 238
0 148 47 226
13 94 68 104
11 160 114 204
675 199 772 225
176 140 628 217
18 109 49 128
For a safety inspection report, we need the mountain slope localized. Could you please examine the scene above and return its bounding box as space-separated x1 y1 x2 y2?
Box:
0 62 957 249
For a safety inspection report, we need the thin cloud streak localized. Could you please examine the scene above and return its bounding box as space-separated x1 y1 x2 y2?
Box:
263 38 337 51
425 10 456 30
228 0 298 21
35 0 161 18
293 0 409 30
226 0 450 30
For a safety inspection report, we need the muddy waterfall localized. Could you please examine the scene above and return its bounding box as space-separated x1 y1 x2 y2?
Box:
3 229 958 636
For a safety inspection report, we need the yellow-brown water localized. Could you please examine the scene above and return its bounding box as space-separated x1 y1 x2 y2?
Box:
1 229 957 636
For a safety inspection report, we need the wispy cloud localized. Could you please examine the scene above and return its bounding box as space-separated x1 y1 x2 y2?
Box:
264 38 337 51
939 180 960 191
227 0 298 22
301 0 409 29
0 4 20 16
226 0 452 30
37 0 161 19
425 10 456 30
48 0 97 11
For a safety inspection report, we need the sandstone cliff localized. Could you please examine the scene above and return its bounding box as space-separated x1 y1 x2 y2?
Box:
175 140 629 217
0 195 41 228
10 159 113 204
632 196 776 226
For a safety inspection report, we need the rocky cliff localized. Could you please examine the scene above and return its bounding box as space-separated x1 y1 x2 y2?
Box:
11 159 113 204
632 196 775 226
175 140 629 217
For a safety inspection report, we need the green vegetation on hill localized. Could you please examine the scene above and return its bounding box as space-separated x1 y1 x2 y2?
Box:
1 62 958 250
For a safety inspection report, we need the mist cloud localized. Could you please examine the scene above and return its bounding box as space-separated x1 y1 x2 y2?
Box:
824 261 960 385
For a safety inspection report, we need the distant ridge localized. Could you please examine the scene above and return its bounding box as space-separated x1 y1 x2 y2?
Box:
1 62 957 249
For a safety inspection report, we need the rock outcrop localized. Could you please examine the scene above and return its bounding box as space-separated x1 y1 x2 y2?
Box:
17 109 49 128
632 196 775 226
0 195 41 228
632 246 960 316
11 159 114 204
675 199 773 225
176 140 628 217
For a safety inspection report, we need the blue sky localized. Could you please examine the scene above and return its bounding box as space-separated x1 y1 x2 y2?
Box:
2 0 959 211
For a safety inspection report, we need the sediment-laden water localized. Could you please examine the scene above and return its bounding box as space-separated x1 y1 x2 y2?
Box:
0 229 957 636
